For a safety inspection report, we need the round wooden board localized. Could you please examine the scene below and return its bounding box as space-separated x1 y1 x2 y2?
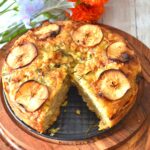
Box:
0 25 149 150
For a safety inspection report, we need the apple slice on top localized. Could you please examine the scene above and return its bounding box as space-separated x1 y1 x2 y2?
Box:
6 43 37 69
15 81 49 112
99 69 131 101
34 24 60 40
72 24 103 47
107 42 132 62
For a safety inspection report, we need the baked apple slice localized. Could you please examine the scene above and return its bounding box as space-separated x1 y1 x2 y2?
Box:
72 24 103 47
15 81 49 112
107 42 131 62
99 69 131 100
6 43 37 69
34 24 60 39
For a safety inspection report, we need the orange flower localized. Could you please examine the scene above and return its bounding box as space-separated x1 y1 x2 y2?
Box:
68 0 108 6
81 0 108 6
67 0 108 21
69 4 104 21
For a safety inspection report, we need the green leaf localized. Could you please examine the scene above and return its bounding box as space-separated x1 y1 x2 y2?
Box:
0 1 15 14
0 0 75 45
39 0 74 14
0 0 7 7
0 23 27 43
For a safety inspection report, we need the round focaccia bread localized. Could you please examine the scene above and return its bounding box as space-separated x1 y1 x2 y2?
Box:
2 21 141 133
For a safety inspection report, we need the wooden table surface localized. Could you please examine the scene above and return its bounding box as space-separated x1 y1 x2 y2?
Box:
0 0 150 149
100 0 150 48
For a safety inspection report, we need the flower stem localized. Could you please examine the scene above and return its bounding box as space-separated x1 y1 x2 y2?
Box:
0 1 16 15
0 0 7 7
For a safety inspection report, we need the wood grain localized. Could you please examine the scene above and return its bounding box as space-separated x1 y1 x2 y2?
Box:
0 25 149 150
102 0 136 36
101 0 150 48
135 0 150 48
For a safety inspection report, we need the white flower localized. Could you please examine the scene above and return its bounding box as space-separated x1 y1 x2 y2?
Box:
16 0 74 28
16 0 44 28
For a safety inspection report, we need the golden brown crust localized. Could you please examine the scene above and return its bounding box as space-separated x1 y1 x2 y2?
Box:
2 20 141 132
